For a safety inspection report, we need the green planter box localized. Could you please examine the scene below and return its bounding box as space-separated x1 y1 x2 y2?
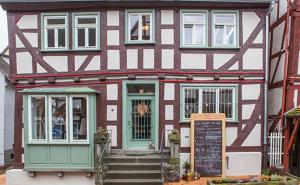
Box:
208 177 299 185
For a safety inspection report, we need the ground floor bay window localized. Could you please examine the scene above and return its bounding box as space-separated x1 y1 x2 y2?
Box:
181 85 237 122
22 88 97 171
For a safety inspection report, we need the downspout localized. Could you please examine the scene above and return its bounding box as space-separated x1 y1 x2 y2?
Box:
264 2 274 167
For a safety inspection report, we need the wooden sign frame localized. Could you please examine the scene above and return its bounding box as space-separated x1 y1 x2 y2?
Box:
190 113 226 177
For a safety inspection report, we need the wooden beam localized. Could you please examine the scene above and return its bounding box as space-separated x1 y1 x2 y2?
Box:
286 119 299 154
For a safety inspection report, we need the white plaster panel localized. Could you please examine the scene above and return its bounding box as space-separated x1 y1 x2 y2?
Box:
16 52 32 74
242 12 260 44
74 55 87 71
17 15 38 29
161 10 174 25
36 63 47 73
107 105 117 121
242 104 255 120
242 124 261 146
165 125 174 147
164 83 175 100
254 30 263 44
226 127 237 146
243 48 263 70
107 30 119 46
180 128 190 148
161 29 174 45
165 105 174 120
180 153 190 176
143 49 154 69
294 89 298 108
242 84 260 100
279 0 287 18
85 56 101 71
162 49 174 69
272 22 285 55
15 35 24 48
226 152 261 176
24 32 38 48
107 50 120 70
43 56 68 72
270 2 278 25
107 11 120 26
229 62 239 70
270 56 284 82
107 84 118 101
107 125 117 147
6 169 95 185
126 49 138 69
181 53 206 69
213 54 234 69
268 88 283 115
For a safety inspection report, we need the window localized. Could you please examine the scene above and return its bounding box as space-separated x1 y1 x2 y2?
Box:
28 95 89 143
126 10 154 43
182 86 236 121
29 96 46 141
213 12 237 47
74 13 100 50
42 14 68 50
182 12 206 47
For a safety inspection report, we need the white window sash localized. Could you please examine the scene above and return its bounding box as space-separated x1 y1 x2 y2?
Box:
182 13 206 46
213 13 237 46
128 12 153 42
69 95 89 144
48 95 69 143
28 95 48 143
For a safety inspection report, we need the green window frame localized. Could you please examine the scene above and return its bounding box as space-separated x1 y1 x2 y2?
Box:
180 84 238 122
212 10 239 48
180 10 208 48
41 13 69 51
72 12 100 50
125 9 155 44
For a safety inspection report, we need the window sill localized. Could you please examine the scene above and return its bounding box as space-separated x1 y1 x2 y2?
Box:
40 49 101 53
125 42 155 45
179 46 240 50
24 167 94 172
27 142 90 145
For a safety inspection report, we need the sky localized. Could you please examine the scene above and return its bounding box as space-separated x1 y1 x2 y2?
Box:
0 7 8 52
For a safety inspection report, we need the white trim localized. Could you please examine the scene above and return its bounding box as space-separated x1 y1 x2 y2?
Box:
48 95 69 144
69 95 89 144
127 12 153 42
28 95 48 144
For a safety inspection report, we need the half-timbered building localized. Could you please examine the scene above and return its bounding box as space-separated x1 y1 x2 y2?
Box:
268 0 300 177
0 0 272 184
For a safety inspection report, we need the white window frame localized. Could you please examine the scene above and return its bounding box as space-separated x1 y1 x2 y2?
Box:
28 95 48 143
181 85 237 122
126 11 154 43
213 12 238 47
69 95 89 144
42 14 68 51
48 95 69 143
181 11 207 47
73 13 100 50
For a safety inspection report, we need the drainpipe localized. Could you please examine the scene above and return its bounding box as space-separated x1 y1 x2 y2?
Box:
264 2 274 168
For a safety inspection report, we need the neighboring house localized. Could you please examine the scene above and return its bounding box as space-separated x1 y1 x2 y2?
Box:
268 0 300 177
0 47 15 170
0 0 272 184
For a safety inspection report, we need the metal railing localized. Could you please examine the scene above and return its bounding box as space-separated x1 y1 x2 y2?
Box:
160 129 172 185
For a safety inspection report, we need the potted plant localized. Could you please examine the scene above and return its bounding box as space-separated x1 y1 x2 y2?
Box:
182 160 192 181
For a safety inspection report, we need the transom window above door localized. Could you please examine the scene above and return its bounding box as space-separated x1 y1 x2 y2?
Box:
42 14 68 51
73 13 100 50
181 85 237 122
213 12 238 47
126 10 155 44
181 11 207 47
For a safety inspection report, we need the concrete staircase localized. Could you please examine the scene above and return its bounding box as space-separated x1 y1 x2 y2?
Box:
103 150 163 185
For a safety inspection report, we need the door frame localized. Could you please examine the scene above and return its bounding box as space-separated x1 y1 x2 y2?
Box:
122 80 159 150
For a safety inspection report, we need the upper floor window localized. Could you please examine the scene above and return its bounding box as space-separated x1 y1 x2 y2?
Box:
181 11 206 47
213 12 238 47
126 10 155 44
181 85 237 122
73 13 100 50
42 14 68 51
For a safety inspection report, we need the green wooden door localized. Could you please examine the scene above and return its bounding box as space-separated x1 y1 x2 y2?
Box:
127 96 155 150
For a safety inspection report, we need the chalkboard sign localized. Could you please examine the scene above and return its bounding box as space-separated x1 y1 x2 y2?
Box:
190 114 226 177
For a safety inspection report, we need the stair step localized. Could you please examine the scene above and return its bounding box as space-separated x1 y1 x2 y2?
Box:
103 179 162 185
107 163 161 170
107 155 161 163
106 170 161 179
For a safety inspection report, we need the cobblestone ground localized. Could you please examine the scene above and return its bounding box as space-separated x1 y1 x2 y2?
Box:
165 177 212 185
0 174 5 185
